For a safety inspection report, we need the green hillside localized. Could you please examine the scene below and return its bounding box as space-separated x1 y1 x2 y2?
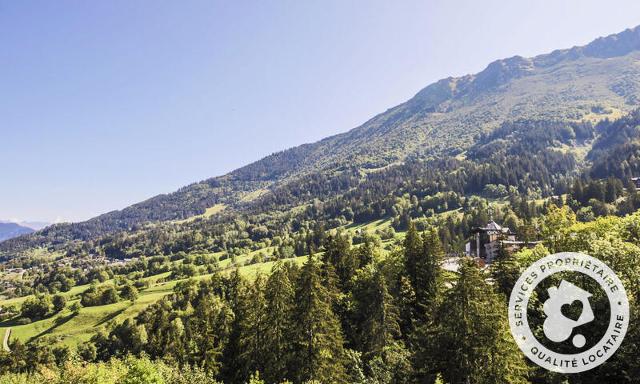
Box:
6 22 640 384
5 26 640 352
3 26 640 255
0 219 399 348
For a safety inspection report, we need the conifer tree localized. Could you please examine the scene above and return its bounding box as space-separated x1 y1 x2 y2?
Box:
403 221 423 291
291 254 347 383
434 258 529 384
323 233 357 290
187 294 234 376
410 228 446 383
263 262 295 383
351 264 400 361
490 245 521 299
403 223 444 327
236 275 268 383
416 228 445 315
397 275 417 337
221 271 248 383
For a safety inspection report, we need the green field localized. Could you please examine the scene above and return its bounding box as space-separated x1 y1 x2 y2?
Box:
0 255 312 349
0 272 175 347
0 218 396 349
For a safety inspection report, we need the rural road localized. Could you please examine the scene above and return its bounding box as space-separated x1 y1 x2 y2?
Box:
2 328 10 352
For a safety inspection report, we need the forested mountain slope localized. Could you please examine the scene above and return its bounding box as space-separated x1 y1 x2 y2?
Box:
4 25 640 253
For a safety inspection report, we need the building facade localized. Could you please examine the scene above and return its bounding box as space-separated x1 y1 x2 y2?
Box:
465 220 536 263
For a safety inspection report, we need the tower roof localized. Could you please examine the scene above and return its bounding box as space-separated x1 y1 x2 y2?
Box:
486 221 502 230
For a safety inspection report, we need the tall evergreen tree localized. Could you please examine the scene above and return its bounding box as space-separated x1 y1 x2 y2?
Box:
291 254 347 383
434 258 529 384
410 228 446 384
187 294 234 376
403 221 423 291
490 245 521 299
221 270 248 383
236 275 267 383
351 264 400 362
323 233 357 291
416 228 445 315
263 262 295 384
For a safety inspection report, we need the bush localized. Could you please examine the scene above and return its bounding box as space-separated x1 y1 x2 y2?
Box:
52 295 67 312
80 285 120 307
120 284 139 303
20 294 52 321
121 356 164 384
15 317 31 325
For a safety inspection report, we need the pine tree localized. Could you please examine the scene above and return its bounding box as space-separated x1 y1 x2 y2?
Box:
263 262 295 383
490 245 521 299
416 228 445 316
291 254 347 383
323 233 357 290
187 294 234 376
221 271 248 383
403 221 423 291
435 258 529 384
236 275 268 383
403 223 444 326
351 264 400 361
397 275 417 338
410 228 445 384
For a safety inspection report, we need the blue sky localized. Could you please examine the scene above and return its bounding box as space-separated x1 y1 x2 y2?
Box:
2 0 640 223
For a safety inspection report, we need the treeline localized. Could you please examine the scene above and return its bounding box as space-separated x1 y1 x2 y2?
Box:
6 207 640 383
589 109 640 179
3 224 530 383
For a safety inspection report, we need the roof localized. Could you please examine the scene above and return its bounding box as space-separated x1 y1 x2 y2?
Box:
471 220 515 234
486 221 502 230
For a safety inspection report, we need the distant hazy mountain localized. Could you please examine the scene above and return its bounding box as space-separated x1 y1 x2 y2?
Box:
4 25 640 251
18 221 50 231
0 222 34 242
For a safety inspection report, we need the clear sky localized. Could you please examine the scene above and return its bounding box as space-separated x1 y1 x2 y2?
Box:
2 0 640 223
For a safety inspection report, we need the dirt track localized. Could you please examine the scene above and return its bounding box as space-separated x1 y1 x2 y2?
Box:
2 328 10 352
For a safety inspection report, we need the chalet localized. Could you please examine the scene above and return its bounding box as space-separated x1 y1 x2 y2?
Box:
632 177 640 190
465 220 537 263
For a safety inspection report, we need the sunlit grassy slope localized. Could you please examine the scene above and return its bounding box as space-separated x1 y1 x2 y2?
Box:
0 257 313 348
0 219 395 348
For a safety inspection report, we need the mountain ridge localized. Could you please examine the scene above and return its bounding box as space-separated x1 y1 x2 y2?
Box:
4 24 640 253
0 223 34 242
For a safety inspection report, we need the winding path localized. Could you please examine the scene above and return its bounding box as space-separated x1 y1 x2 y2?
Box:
2 328 10 352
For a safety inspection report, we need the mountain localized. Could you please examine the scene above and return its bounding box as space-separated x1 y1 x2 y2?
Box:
18 221 50 231
4 25 640 254
0 222 34 242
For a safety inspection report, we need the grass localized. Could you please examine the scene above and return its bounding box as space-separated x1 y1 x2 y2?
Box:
173 204 226 224
0 271 178 347
239 188 269 203
0 280 94 308
235 255 308 278
0 251 308 348
0 215 413 349
345 218 392 232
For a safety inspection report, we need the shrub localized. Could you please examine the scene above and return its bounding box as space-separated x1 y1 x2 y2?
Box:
80 285 120 307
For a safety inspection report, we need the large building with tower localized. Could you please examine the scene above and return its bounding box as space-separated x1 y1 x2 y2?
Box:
465 220 537 263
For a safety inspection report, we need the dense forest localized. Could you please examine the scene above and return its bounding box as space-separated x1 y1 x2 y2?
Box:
2 208 640 383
